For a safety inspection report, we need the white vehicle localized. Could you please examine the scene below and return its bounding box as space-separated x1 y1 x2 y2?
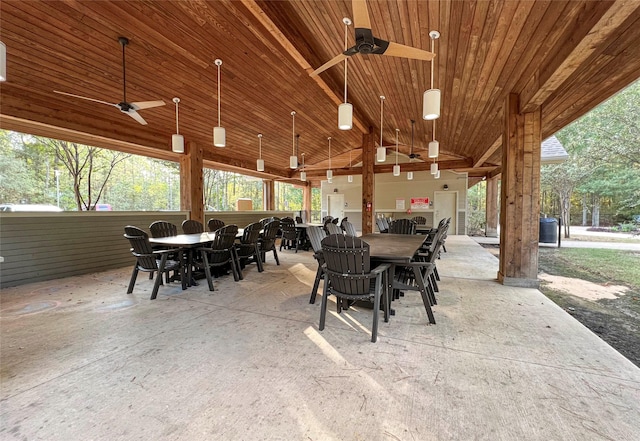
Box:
0 204 63 212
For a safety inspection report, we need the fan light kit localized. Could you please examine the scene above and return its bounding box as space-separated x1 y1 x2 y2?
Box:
0 41 6 82
290 111 298 169
171 97 184 153
423 31 441 120
338 18 353 131
393 128 400 176
213 59 226 147
310 0 435 77
377 96 386 162
257 134 264 172
327 137 333 183
300 153 306 181
54 36 165 125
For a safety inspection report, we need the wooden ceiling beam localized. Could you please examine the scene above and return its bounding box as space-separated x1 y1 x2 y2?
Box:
520 0 640 113
241 0 368 134
473 136 501 168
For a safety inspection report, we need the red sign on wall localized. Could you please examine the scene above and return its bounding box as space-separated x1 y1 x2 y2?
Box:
410 197 430 209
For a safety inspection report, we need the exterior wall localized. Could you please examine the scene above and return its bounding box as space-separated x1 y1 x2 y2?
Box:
321 170 468 233
0 210 293 288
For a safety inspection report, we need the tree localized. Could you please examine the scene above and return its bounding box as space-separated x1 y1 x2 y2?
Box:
36 138 129 211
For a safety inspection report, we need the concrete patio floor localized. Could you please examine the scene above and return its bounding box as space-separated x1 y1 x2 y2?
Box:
1 236 639 440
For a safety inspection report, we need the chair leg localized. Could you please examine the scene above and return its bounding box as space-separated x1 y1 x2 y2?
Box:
127 265 139 294
151 254 168 300
232 248 244 280
309 266 323 304
415 268 436 324
201 251 215 292
319 275 329 331
371 276 382 343
229 251 241 282
254 245 264 272
272 247 280 265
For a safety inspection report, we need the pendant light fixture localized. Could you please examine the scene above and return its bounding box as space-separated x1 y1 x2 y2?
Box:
377 95 386 162
407 171 414 180
326 136 333 183
213 59 226 147
430 115 439 175
171 97 184 153
256 133 264 171
393 128 400 176
347 149 353 183
435 170 441 179
338 18 353 130
0 41 6 82
300 153 306 181
290 111 298 169
422 31 440 121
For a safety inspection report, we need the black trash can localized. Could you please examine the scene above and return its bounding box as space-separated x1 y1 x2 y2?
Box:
539 217 558 243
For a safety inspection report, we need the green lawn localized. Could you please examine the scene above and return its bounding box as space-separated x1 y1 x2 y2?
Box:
538 248 640 288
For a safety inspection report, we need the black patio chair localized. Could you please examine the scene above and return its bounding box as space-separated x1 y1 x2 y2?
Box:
376 217 388 233
389 219 416 235
258 220 280 266
235 222 264 274
182 219 204 234
207 218 225 232
319 234 390 343
149 220 177 238
307 226 327 304
411 215 427 225
124 226 184 300
279 217 300 252
324 222 343 236
295 216 303 224
197 224 241 290
341 220 358 237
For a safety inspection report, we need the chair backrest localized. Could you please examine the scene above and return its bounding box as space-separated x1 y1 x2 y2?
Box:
280 217 297 239
240 222 262 245
375 217 388 233
341 220 358 237
322 216 333 224
295 216 303 224
322 234 371 295
411 216 427 225
261 220 280 244
207 218 225 232
324 222 343 236
307 226 327 254
149 221 177 238
124 225 148 238
208 225 238 256
331 218 339 224
182 219 204 234
389 219 416 235
124 228 156 270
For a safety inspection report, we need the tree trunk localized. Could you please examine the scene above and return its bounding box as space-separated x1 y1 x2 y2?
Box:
559 190 572 238
592 195 600 227
582 194 588 226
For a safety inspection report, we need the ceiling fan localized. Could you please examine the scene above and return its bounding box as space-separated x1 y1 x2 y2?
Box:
310 0 435 77
54 37 165 125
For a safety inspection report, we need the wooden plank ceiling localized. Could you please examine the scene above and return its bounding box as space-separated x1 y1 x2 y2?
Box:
1 0 639 185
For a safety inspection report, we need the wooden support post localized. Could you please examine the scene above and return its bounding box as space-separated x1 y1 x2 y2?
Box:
361 131 376 234
485 176 498 237
263 180 275 211
302 183 312 223
179 141 204 224
498 93 541 288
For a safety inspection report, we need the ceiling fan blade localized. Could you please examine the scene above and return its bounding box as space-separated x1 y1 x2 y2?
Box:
122 109 148 125
381 41 435 61
54 91 117 107
352 0 372 30
131 100 166 110
310 53 348 77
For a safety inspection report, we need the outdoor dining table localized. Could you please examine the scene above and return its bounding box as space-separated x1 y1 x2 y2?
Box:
415 224 435 234
149 233 216 287
359 233 432 319
295 223 324 250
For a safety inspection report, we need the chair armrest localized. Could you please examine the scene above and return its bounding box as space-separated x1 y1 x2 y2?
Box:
152 248 182 256
371 263 391 275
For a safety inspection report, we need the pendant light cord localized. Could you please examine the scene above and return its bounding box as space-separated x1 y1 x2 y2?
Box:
395 129 399 165
291 111 296 156
379 96 385 147
328 137 332 169
217 62 221 127
175 101 180 134
344 22 349 103
258 134 262 159
430 38 435 90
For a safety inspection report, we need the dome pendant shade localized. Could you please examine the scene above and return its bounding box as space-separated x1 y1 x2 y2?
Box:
423 89 441 120
376 146 386 162
213 127 225 147
393 164 400 176
338 103 353 130
428 140 439 158
407 171 414 180
172 134 184 153
257 158 265 172
431 162 439 175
